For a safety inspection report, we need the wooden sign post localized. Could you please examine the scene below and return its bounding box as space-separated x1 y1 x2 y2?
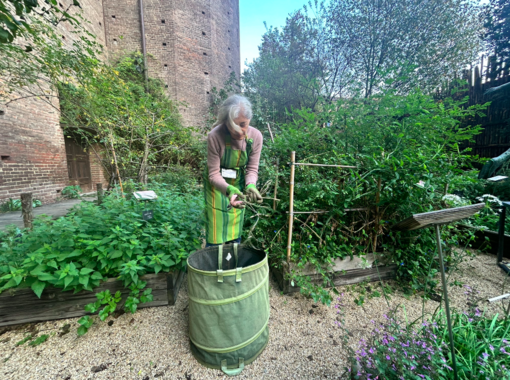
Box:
393 203 485 380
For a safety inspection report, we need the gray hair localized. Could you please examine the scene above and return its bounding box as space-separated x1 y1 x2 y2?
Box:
213 94 253 134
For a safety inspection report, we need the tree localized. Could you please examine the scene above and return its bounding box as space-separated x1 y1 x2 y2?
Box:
0 0 80 44
484 0 510 77
58 53 192 185
328 0 482 97
243 0 483 120
243 1 349 122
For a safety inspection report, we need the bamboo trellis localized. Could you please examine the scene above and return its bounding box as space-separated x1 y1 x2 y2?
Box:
286 151 357 263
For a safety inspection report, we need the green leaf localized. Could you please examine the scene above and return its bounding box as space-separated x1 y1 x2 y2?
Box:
154 264 162 274
30 264 48 276
64 275 74 289
109 250 123 259
29 334 49 346
77 325 88 336
80 268 94 275
38 273 56 282
91 272 103 280
78 275 89 288
31 280 46 298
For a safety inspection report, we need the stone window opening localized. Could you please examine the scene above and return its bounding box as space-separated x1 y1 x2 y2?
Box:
161 19 165 24
202 31 206 36
164 64 168 70
228 47 230 50
228 30 230 33
0 110 5 116
163 42 167 46
229 66 231 69
99 22 102 26
112 15 116 18
165 84 169 88
202 11 205 14
206 91 210 94
1 155 10 161
203 52 207 55
204 72 209 75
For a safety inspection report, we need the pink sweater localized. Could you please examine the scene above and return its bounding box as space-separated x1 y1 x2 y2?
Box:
207 124 263 195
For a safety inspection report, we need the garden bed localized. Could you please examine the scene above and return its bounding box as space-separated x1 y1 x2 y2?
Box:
459 224 510 258
271 253 397 294
0 270 185 327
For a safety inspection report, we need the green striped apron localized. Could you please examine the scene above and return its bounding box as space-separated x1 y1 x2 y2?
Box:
204 133 252 244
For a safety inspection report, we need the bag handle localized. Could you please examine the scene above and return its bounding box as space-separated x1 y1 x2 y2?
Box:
217 245 224 282
221 358 244 376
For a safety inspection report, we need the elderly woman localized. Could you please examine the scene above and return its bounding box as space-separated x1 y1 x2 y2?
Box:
204 95 263 246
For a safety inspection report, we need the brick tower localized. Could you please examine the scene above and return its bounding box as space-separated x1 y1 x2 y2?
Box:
103 0 241 126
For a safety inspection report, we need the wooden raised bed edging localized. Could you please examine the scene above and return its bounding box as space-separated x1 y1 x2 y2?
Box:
0 270 185 327
271 253 397 294
458 224 510 259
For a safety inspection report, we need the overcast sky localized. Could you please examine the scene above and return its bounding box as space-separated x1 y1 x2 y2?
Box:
239 0 309 72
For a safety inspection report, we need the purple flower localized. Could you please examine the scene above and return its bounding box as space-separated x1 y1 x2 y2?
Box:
386 355 391 360
489 344 494 351
482 352 489 360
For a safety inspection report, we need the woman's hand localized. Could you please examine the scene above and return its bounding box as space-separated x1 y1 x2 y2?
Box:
227 185 246 209
245 184 263 203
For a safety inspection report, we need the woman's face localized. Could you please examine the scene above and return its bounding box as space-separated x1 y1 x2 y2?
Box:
227 111 250 140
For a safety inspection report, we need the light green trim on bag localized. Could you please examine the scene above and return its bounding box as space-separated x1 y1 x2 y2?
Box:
221 358 244 376
187 256 267 277
189 272 269 306
190 314 270 354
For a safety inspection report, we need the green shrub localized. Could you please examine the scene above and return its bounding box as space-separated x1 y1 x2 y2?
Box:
0 198 42 212
149 166 200 194
61 185 82 199
0 186 204 331
242 89 486 303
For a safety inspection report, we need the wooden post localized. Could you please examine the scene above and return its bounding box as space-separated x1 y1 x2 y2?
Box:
273 158 279 211
286 152 296 263
21 193 33 229
96 183 104 205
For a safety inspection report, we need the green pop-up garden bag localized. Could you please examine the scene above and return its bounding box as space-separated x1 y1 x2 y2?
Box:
187 243 270 376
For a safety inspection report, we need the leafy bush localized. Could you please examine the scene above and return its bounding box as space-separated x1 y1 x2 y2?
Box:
338 286 510 380
149 166 200 194
0 198 42 212
0 187 204 330
243 88 486 302
61 185 82 199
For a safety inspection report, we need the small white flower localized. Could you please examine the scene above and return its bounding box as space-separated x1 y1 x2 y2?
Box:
416 180 426 188
476 194 502 206
442 194 470 207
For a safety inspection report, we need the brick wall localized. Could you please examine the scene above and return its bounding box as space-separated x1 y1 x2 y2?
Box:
103 0 241 127
0 0 107 205
0 0 240 205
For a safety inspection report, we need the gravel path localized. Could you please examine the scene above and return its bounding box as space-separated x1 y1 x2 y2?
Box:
0 251 508 380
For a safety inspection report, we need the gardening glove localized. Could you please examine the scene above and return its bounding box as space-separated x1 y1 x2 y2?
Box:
245 184 263 204
227 185 246 209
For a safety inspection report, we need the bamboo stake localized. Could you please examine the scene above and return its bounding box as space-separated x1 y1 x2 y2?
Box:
273 158 279 211
267 123 274 143
109 129 124 197
292 163 356 168
373 177 381 252
286 151 296 263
